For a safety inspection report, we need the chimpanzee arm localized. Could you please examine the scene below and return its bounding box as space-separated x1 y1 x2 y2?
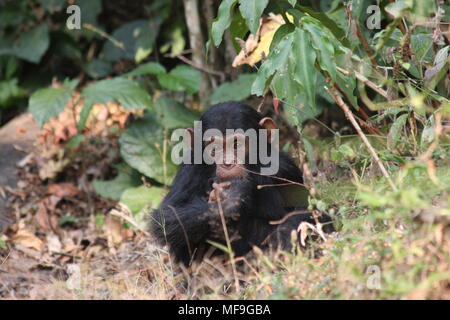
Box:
150 197 212 264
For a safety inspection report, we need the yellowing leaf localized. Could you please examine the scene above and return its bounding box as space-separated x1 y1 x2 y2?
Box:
233 14 292 67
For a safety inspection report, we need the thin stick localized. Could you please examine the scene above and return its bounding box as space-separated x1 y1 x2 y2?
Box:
325 85 397 191
215 190 240 291
110 205 149 235
173 54 226 81
337 66 388 99
344 3 378 69
243 167 306 187
83 24 125 50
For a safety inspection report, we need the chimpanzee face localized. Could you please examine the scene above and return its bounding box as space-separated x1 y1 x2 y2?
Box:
203 132 249 180
170 103 280 178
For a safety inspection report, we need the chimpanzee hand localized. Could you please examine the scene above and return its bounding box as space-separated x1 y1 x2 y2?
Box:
208 181 232 203
208 179 246 221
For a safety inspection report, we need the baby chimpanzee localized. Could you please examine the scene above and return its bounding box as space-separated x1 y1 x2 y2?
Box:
150 102 332 265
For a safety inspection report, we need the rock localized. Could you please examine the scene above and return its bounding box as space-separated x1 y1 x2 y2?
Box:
0 113 39 232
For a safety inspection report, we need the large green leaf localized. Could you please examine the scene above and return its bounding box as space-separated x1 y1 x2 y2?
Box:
387 113 408 150
238 0 268 35
303 19 337 82
119 113 177 184
251 33 295 96
13 24 49 63
296 4 349 47
153 96 199 129
411 33 433 63
210 74 257 104
124 62 166 77
157 65 201 94
79 77 152 130
82 77 152 110
84 59 113 79
0 79 25 109
29 79 79 126
102 19 160 62
92 164 142 201
211 0 238 47
292 28 317 110
120 185 166 215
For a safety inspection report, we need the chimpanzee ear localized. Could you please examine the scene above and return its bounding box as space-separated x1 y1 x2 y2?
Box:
259 117 277 130
185 127 194 149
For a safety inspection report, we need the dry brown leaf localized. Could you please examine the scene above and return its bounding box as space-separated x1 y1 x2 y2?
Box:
105 215 123 247
47 183 80 198
11 228 44 252
232 14 287 67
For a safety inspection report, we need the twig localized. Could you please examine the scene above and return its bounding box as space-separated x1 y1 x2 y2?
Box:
83 24 125 50
344 3 378 69
337 67 388 99
215 189 240 291
269 209 311 225
109 204 149 236
325 85 397 191
172 54 226 81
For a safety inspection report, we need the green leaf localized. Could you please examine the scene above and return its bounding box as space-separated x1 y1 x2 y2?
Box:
296 5 349 47
120 185 166 215
84 59 113 79
420 115 435 150
303 20 337 81
292 28 317 110
411 33 433 63
288 0 297 7
124 62 166 77
229 10 249 51
0 78 25 109
238 0 269 35
82 77 152 110
13 24 49 63
153 96 199 129
93 164 142 201
0 237 7 249
385 1 411 18
29 79 79 126
251 33 295 96
424 45 450 89
79 77 151 130
157 65 201 94
302 137 315 170
211 0 238 47
210 74 257 104
119 113 177 184
387 113 408 150
206 240 232 255
269 23 295 52
338 144 356 161
102 19 160 62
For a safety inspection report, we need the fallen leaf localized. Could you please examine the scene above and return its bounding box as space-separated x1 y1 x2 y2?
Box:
46 233 62 253
47 183 80 198
11 228 44 252
105 215 123 247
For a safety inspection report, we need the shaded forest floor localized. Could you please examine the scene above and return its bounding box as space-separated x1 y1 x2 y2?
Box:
1 106 450 300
